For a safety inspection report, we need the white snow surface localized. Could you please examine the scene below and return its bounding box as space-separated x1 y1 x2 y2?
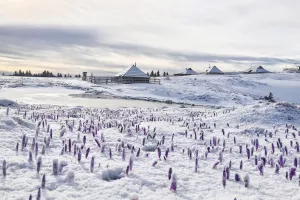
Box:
1 73 300 106
1 73 300 200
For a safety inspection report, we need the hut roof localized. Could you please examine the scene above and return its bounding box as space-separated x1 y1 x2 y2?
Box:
245 66 270 73
206 66 224 74
184 68 198 75
115 64 149 77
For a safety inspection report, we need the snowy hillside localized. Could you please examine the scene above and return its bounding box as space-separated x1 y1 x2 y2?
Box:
1 73 300 107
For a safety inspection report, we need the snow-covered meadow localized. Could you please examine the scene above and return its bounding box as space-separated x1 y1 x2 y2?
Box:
1 73 300 200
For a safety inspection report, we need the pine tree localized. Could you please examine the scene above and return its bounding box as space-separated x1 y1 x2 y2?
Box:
157 70 160 77
150 70 154 77
163 72 166 77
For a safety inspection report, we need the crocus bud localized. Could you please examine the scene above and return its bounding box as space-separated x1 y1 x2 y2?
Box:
86 148 90 159
37 156 42 173
90 157 95 173
16 142 19 152
222 169 226 188
195 158 198 173
258 162 264 176
226 167 230 179
244 174 250 188
129 154 134 171
213 162 220 169
152 160 158 167
41 174 46 189
29 151 33 162
2 160 6 176
157 147 161 159
235 173 241 181
170 174 177 191
36 187 41 200
78 149 81 162
53 159 58 175
29 194 32 200
168 168 172 180
289 167 296 180
240 160 243 170
122 149 126 161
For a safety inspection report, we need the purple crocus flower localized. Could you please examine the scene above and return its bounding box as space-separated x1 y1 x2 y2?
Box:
289 167 296 180
129 154 134 171
16 142 19 152
95 139 101 147
222 169 226 188
168 168 172 180
2 160 6 177
170 174 177 191
37 156 42 173
285 146 288 155
53 159 58 175
271 143 275 154
270 158 274 168
240 160 243 170
195 158 198 173
226 167 230 179
90 156 95 173
122 149 126 161
278 155 285 168
255 155 258 165
152 160 158 167
41 174 46 189
68 139 71 152
29 151 33 162
235 173 241 181
258 162 264 176
157 147 161 159
109 148 112 159
136 148 140 157
295 157 298 168
246 148 250 160
78 149 82 162
255 139 259 151
36 188 41 200
83 136 86 145
126 165 130 175
213 161 220 169
86 148 90 159
261 157 266 166
244 174 250 188
275 164 280 174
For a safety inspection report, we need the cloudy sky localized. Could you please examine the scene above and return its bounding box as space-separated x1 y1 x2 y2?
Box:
0 0 300 75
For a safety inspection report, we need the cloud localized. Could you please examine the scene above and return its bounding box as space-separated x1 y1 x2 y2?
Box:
0 23 299 75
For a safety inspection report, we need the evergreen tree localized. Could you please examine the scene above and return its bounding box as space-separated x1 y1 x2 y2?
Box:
150 70 154 77
163 72 166 77
167 72 169 76
157 70 160 77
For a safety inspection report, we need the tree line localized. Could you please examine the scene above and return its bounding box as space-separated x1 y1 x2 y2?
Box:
147 70 169 77
11 70 81 78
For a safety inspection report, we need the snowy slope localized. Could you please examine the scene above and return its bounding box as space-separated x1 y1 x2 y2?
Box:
2 73 300 107
1 104 300 200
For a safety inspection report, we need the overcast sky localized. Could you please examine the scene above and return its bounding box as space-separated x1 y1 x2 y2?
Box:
0 0 300 75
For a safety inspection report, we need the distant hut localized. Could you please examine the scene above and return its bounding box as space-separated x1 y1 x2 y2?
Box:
245 66 270 74
206 66 224 75
114 63 150 84
174 68 198 76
